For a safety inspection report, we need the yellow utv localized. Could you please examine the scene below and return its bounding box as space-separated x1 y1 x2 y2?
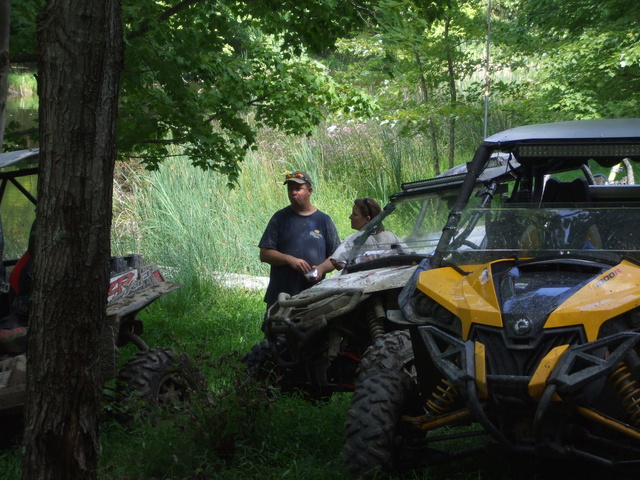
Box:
344 118 640 478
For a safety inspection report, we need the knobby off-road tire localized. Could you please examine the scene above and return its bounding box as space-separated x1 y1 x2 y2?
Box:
242 336 290 390
344 330 419 479
344 369 417 479
242 339 275 376
118 347 202 408
356 330 413 380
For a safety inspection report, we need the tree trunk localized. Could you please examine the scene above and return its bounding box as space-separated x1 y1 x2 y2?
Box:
415 51 440 176
22 1 123 479
0 0 10 150
444 16 457 170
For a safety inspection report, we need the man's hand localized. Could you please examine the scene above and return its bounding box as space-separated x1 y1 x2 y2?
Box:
288 256 312 274
260 248 312 273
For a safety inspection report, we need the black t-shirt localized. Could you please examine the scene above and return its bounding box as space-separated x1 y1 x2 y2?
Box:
259 207 340 307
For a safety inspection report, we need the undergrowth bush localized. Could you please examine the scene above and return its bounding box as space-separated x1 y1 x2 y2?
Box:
99 351 280 479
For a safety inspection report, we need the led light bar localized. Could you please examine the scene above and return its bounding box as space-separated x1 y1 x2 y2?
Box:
518 144 640 158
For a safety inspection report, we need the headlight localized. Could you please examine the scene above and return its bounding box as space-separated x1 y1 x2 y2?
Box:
401 288 462 335
399 260 461 335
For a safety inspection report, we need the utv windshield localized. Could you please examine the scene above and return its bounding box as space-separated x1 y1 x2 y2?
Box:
343 181 485 268
439 205 640 265
436 149 640 266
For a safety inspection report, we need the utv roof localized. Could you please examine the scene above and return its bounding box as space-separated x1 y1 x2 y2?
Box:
484 118 640 145
0 149 39 171
466 118 640 175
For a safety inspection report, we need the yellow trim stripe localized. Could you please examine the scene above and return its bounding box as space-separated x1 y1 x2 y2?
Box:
528 344 569 400
475 341 488 399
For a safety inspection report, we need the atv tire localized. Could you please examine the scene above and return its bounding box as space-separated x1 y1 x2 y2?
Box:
344 329 420 478
243 339 275 375
117 347 201 408
344 367 419 479
242 336 288 388
356 330 414 380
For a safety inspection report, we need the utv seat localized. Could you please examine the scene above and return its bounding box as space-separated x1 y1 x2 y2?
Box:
541 177 591 204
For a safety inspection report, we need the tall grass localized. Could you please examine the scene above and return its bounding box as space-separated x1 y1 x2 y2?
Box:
111 116 482 280
106 113 484 370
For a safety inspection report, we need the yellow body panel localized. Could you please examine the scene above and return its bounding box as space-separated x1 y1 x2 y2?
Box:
418 259 640 343
546 260 640 342
418 265 502 340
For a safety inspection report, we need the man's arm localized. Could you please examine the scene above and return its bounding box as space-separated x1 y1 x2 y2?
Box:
260 247 312 274
330 258 345 271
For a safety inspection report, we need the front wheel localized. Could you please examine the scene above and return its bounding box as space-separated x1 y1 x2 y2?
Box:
344 368 419 478
117 347 202 408
344 331 420 478
356 330 413 379
242 336 294 390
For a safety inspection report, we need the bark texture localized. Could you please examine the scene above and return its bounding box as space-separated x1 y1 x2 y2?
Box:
22 1 123 479
0 0 10 149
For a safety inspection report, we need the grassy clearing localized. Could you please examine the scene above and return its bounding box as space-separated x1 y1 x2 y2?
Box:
0 112 542 479
2 99 602 479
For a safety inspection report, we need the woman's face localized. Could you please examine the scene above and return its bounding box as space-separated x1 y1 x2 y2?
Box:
349 204 370 230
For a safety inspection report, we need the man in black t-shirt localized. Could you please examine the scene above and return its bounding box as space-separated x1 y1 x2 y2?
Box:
259 171 340 309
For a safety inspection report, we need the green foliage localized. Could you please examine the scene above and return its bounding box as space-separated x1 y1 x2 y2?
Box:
9 0 638 179
5 0 42 59
232 0 380 56
0 447 21 480
505 0 640 118
2 72 39 151
9 0 377 183
332 0 495 172
100 352 278 479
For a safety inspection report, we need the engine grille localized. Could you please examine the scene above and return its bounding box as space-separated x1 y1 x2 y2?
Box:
472 325 585 378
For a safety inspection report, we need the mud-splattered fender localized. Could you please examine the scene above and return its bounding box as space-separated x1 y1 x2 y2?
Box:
309 265 419 295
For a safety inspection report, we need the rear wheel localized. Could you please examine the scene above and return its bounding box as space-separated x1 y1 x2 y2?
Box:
242 336 289 388
118 347 202 408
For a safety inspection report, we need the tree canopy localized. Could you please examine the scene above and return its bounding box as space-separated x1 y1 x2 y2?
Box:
8 0 380 183
507 0 640 118
7 0 639 178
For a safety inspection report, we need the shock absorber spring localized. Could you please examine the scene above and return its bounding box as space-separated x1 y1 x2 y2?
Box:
425 378 459 416
609 362 640 427
366 298 385 342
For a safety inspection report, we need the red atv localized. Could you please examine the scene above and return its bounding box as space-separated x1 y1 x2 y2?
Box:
0 149 200 429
